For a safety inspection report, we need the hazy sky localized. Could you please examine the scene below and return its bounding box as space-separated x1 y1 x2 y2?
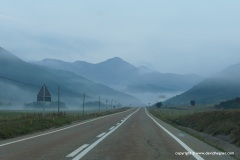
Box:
1 0 240 76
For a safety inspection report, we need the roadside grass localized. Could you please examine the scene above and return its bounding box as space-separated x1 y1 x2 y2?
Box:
0 107 130 140
148 108 240 147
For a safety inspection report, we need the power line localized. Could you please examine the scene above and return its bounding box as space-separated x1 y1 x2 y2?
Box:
0 75 41 88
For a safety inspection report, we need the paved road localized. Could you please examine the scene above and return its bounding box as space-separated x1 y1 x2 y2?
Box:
0 108 236 160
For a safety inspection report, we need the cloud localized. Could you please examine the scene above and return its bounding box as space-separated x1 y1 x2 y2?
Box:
1 0 240 76
0 14 15 21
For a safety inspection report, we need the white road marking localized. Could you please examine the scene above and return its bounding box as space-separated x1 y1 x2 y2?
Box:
72 108 140 160
109 126 115 130
0 108 132 148
97 132 106 138
116 123 120 126
145 108 204 160
66 144 89 158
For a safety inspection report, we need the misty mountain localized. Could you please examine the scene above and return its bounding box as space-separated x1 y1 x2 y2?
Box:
0 47 143 108
165 63 240 106
35 57 137 85
33 58 203 103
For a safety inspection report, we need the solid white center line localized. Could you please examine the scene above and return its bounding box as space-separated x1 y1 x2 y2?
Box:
66 144 89 158
97 132 106 138
109 126 115 130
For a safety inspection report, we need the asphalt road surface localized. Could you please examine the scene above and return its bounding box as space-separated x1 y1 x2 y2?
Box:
0 108 236 160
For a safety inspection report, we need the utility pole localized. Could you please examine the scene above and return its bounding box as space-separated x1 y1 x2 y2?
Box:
58 85 60 114
99 96 100 111
106 98 108 109
111 99 113 109
82 93 85 114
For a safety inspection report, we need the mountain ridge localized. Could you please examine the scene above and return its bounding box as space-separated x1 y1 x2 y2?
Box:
0 48 143 107
165 62 240 106
32 57 204 103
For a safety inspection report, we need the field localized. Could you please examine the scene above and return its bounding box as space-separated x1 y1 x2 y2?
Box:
148 108 240 147
0 107 130 140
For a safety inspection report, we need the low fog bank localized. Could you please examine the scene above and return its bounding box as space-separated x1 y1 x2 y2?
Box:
127 91 183 105
0 82 129 111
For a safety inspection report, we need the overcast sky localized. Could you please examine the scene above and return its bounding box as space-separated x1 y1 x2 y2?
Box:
1 0 240 76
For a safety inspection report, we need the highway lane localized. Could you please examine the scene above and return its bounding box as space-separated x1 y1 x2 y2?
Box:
81 107 193 160
0 108 136 160
0 108 236 160
71 108 235 160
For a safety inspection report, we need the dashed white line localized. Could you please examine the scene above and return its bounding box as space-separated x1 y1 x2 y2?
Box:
66 144 89 158
116 123 120 126
72 108 140 160
0 108 132 148
109 126 115 130
97 132 106 138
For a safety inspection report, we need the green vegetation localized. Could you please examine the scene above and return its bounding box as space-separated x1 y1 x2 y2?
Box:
190 100 196 106
156 102 162 108
0 107 129 140
215 97 240 109
149 108 240 147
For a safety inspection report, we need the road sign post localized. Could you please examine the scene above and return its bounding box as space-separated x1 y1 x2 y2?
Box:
37 84 51 118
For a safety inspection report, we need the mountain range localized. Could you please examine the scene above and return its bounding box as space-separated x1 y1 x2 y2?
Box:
3 46 240 108
0 47 143 108
165 63 240 106
32 58 204 103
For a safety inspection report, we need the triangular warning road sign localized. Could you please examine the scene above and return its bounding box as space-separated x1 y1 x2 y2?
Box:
37 84 51 102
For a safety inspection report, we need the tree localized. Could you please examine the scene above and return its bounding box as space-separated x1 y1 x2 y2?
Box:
156 102 162 108
190 100 196 106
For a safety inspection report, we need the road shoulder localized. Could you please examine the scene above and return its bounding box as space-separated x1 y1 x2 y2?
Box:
146 108 236 160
